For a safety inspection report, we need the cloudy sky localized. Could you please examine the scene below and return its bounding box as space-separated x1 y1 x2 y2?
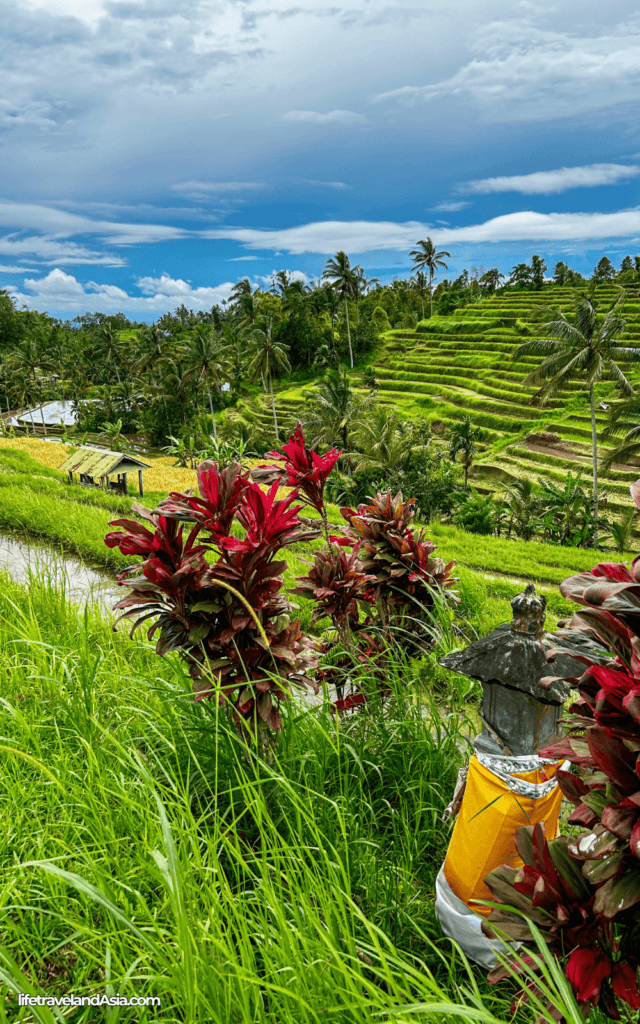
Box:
2 0 640 319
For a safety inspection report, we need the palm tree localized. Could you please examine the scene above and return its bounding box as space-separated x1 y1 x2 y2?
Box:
134 325 169 375
449 415 483 488
409 238 451 317
183 326 227 440
322 285 341 344
352 265 377 325
410 270 430 320
354 406 424 473
96 324 123 384
513 290 640 543
504 478 539 540
244 322 291 441
322 251 357 368
302 366 374 451
480 268 505 294
5 337 52 434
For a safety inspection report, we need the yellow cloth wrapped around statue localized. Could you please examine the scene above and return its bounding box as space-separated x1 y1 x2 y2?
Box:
443 752 566 917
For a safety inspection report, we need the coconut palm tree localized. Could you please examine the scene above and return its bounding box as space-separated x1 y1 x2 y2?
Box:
410 270 430 320
354 405 424 474
244 322 290 441
183 325 227 440
449 415 483 488
134 324 169 375
513 290 640 543
5 337 52 434
321 285 341 344
96 324 124 384
352 265 377 325
322 251 357 368
302 365 374 451
601 396 640 470
409 238 451 317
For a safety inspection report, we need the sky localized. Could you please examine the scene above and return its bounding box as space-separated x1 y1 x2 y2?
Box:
2 0 640 320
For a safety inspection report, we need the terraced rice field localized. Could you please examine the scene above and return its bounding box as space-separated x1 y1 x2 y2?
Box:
360 284 640 518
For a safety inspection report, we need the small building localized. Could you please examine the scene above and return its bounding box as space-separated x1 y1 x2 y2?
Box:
9 400 78 429
59 446 150 496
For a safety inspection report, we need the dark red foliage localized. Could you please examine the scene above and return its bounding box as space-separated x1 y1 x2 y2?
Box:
484 824 640 1019
333 693 366 712
485 484 640 1019
156 461 251 541
291 543 374 627
106 461 318 735
340 489 458 626
252 423 341 513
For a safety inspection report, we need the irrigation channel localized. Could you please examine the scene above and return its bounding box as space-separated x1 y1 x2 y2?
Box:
0 533 121 613
0 533 334 707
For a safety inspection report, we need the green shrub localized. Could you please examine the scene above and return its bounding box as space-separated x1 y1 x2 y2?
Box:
453 490 498 534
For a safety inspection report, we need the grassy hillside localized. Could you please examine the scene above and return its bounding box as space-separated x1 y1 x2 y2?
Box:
261 284 640 523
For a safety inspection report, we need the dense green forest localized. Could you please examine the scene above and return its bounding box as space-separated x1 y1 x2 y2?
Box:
3 245 640 549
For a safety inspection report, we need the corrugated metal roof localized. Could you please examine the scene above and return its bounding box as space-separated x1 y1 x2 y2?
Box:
59 446 150 478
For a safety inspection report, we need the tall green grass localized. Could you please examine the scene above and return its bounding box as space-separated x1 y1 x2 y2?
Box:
0 571 593 1023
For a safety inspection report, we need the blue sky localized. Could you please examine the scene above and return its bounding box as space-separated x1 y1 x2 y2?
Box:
2 0 640 320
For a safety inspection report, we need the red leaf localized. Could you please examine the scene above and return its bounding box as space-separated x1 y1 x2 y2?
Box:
611 962 640 1008
333 693 366 711
630 819 640 859
564 947 612 1004
591 563 634 583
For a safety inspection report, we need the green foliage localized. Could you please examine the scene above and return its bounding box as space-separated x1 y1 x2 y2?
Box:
453 490 497 534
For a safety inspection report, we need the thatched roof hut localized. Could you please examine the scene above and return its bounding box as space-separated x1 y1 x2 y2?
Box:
59 446 150 496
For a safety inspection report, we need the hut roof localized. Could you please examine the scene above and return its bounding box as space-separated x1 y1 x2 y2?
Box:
59 446 150 479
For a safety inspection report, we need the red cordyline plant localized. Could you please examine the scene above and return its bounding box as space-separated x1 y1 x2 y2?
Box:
482 482 640 1021
251 425 457 711
340 490 458 638
105 461 319 747
252 422 341 543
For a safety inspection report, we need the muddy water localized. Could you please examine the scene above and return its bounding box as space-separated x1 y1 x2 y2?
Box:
0 534 121 613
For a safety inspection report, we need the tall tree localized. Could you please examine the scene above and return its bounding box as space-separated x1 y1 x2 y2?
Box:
449 415 483 488
409 238 451 317
592 257 616 282
513 291 640 543
134 324 169 375
96 323 124 384
509 263 533 288
480 268 505 293
183 325 227 440
322 252 357 368
302 365 373 450
245 322 291 441
530 255 547 291
410 270 430 318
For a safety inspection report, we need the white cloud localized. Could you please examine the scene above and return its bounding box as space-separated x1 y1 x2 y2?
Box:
373 14 640 121
171 181 263 196
283 110 368 124
209 206 640 253
0 264 32 273
0 200 187 266
303 180 352 189
8 269 236 314
431 200 470 212
465 163 640 194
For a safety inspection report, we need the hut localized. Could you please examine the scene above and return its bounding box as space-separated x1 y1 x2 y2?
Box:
59 446 150 496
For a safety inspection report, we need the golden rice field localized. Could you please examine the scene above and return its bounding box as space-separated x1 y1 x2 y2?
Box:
0 437 200 493
0 438 294 500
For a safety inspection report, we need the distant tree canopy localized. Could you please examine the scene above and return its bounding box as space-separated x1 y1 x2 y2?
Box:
1 241 640 448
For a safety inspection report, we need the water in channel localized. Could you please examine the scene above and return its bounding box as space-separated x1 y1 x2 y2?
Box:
0 534 121 614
